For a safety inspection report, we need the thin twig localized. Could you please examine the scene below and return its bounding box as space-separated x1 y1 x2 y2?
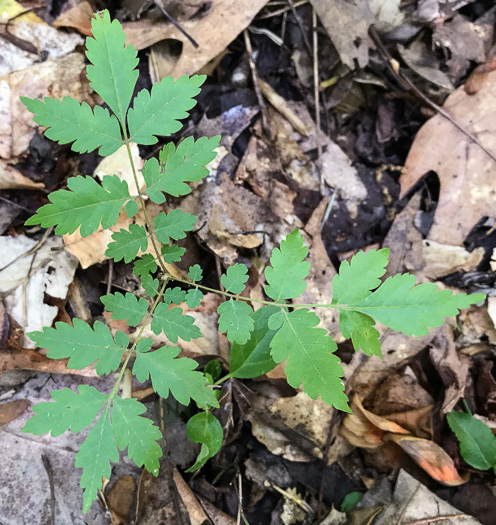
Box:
106 259 114 296
287 0 312 56
312 8 323 191
41 454 56 525
404 515 472 525
0 195 34 213
153 0 199 48
258 0 309 19
243 30 271 138
369 25 496 164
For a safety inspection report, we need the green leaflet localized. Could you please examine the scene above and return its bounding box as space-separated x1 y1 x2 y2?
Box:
111 397 163 474
186 289 203 309
229 305 279 378
25 174 133 236
133 254 157 277
447 411 496 471
76 409 118 513
151 304 201 342
85 10 138 125
188 264 203 282
161 244 185 263
164 287 187 305
339 311 381 357
106 223 148 263
142 136 220 201
270 309 349 411
29 319 128 375
185 412 223 472
154 209 196 244
22 385 107 437
128 75 205 145
221 263 249 294
348 274 485 337
265 229 310 301
133 346 219 408
217 300 254 344
20 97 122 156
101 292 148 327
331 249 389 304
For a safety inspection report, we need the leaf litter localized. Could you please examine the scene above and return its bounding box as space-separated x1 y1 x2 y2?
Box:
2 0 496 523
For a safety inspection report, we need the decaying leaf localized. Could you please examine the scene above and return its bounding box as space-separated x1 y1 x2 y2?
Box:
400 69 496 246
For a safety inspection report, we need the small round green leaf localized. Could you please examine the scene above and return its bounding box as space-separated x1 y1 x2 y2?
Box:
186 412 223 472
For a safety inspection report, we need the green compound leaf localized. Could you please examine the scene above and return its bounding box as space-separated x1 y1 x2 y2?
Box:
85 10 138 125
221 263 249 294
348 274 486 337
20 96 122 156
217 300 254 344
332 249 389 304
185 412 223 472
25 175 133 236
22 385 107 437
133 254 157 277
111 397 162 474
154 209 196 244
186 289 203 309
229 305 279 379
164 287 187 305
265 229 310 301
188 264 203 282
29 319 128 375
151 304 201 343
339 311 381 357
76 409 118 513
270 309 349 411
162 244 185 263
101 292 148 327
142 275 159 297
133 346 218 408
142 136 220 202
105 223 148 263
128 75 205 145
447 411 496 471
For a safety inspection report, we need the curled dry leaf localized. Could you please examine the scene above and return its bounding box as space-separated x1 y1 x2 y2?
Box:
400 69 496 246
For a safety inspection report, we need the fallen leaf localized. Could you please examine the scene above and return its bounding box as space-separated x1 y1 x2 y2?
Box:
0 399 30 425
0 162 44 190
173 470 210 525
53 0 94 36
400 69 496 246
106 474 136 525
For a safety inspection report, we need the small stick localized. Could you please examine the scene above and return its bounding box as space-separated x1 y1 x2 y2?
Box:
106 259 113 296
312 8 323 189
287 0 312 56
243 30 271 138
369 25 496 164
41 454 56 525
153 0 199 48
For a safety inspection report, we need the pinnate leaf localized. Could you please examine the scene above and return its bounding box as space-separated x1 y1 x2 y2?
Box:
265 229 310 301
230 305 278 378
133 254 157 277
217 300 254 344
162 244 185 263
186 412 223 472
128 75 204 145
221 263 249 294
85 10 138 124
349 274 485 337
151 304 201 342
106 223 148 263
339 311 381 357
186 289 203 308
270 309 349 411
447 411 496 470
111 397 162 474
21 96 122 156
101 292 148 327
133 346 218 407
25 174 133 236
29 319 128 375
188 264 202 282
22 385 107 437
332 249 389 304
154 209 196 243
76 410 118 513
142 136 220 201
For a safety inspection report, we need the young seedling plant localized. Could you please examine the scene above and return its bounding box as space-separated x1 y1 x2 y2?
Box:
21 10 486 513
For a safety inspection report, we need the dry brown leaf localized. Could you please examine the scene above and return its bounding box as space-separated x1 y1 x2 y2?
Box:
0 162 44 190
0 399 30 425
53 0 94 36
400 70 496 246
106 474 136 525
173 470 210 525
121 0 269 77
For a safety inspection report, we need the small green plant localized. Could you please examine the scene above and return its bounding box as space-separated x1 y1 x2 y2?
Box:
21 11 485 513
447 410 496 474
